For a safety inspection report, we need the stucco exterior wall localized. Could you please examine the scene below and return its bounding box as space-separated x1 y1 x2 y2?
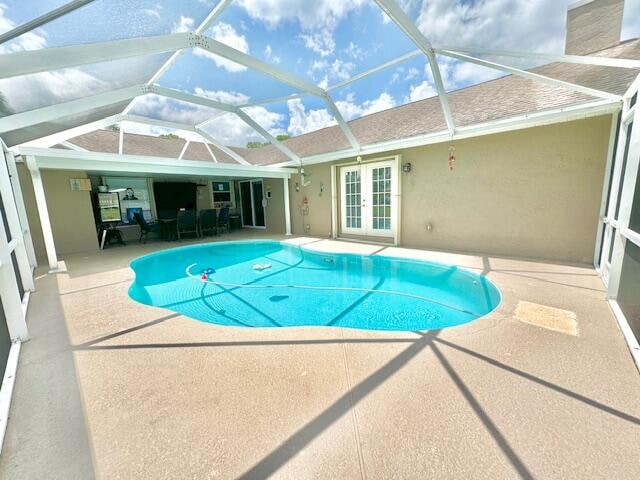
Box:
288 115 612 264
18 165 98 260
263 178 286 234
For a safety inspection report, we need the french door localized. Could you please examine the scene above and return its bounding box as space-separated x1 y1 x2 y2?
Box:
239 179 266 228
341 160 395 237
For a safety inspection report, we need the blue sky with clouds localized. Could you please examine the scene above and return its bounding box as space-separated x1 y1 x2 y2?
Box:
0 0 639 146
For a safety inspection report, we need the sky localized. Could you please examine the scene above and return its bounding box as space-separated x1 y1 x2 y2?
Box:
0 0 639 147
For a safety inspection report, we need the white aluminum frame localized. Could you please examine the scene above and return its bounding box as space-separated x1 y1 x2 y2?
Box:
0 0 636 172
598 78 640 370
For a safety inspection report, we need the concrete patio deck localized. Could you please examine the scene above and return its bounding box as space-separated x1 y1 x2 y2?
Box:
1 232 639 479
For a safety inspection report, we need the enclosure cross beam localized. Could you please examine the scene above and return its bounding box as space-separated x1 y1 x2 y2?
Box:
236 108 301 164
439 50 623 101
373 0 455 136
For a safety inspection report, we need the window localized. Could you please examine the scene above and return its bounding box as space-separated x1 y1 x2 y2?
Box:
103 177 153 223
212 181 235 209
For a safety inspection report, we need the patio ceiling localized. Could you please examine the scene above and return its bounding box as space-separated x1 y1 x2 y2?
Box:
0 0 639 170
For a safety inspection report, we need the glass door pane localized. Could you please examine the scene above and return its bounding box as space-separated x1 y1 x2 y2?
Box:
370 165 392 234
617 241 640 340
240 181 253 227
252 181 265 227
341 167 363 233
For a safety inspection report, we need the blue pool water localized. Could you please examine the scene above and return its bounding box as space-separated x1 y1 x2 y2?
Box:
128 240 501 331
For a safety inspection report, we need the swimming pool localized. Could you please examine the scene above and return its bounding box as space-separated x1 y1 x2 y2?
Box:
128 240 501 331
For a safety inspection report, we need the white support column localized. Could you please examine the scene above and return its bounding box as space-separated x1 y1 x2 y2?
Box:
0 216 28 341
283 177 291 235
0 152 34 292
26 156 58 271
118 124 124 155
330 164 337 239
4 150 37 269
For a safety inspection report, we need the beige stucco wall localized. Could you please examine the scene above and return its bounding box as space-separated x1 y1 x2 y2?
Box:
263 178 286 234
288 115 612 264
18 165 98 260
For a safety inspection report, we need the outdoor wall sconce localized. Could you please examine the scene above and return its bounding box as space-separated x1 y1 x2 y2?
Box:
402 162 412 173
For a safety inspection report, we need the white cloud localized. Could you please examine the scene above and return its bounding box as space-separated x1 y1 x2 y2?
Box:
202 107 285 147
171 15 194 33
287 98 336 135
300 29 336 57
622 0 640 41
407 80 436 102
193 87 250 105
236 0 365 31
416 0 568 55
335 92 397 121
0 4 46 53
0 4 110 114
264 44 280 64
141 8 160 19
195 22 250 73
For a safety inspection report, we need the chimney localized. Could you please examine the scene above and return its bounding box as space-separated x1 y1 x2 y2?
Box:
565 0 625 55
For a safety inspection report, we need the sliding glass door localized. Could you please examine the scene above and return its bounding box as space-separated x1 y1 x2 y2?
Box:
239 179 266 228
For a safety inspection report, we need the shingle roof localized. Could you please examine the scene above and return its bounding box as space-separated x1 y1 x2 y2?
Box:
59 38 640 167
58 129 241 164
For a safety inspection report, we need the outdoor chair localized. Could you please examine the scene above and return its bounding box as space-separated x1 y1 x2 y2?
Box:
176 210 199 240
133 212 158 244
217 207 230 234
199 209 217 237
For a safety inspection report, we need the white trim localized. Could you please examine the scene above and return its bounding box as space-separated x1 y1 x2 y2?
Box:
0 341 21 455
439 50 622 102
283 178 291 235
17 147 294 179
373 0 455 136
